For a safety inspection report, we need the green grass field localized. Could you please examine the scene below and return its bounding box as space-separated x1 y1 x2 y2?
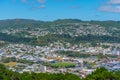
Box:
51 62 76 68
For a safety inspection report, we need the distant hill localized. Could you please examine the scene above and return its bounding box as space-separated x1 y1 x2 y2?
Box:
0 19 120 29
0 19 120 45
0 19 45 29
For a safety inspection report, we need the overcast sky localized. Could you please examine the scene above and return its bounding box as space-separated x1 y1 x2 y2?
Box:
0 0 120 21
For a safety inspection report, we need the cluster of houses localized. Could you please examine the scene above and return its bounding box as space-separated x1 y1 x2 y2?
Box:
1 23 112 38
101 60 120 71
0 42 120 78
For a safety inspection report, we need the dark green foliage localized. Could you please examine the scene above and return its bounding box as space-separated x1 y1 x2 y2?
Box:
0 64 80 80
74 34 120 43
2 57 16 63
90 20 120 28
0 19 45 29
0 64 120 80
59 51 91 58
53 19 82 24
0 32 36 44
84 67 120 80
37 34 120 46
1 32 120 46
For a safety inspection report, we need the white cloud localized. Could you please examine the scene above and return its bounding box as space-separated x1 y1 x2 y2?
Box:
32 5 46 10
109 0 120 4
99 5 120 13
21 0 28 3
37 0 46 3
20 0 47 10
99 0 120 13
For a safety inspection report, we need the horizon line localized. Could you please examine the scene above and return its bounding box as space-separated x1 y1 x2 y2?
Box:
0 18 120 22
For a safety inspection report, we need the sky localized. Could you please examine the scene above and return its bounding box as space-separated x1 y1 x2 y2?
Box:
0 0 120 21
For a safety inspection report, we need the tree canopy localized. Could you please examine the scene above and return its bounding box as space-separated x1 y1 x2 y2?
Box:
0 64 120 80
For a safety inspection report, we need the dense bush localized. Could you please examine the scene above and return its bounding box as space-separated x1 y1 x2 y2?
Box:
0 64 120 80
0 64 80 80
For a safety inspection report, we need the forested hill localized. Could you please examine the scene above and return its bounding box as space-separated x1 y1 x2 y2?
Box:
0 19 120 29
0 19 120 45
0 19 120 38
0 19 45 29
